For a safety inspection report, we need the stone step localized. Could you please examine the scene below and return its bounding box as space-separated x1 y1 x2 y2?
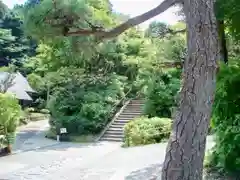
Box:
126 108 143 111
111 123 128 127
129 100 145 103
109 124 125 129
130 100 145 103
121 112 142 115
116 117 135 120
122 110 143 113
128 104 144 106
119 112 142 115
106 128 123 132
116 117 138 121
115 119 134 123
104 130 123 135
102 133 124 138
129 103 145 105
114 118 132 122
118 116 141 119
100 137 123 142
112 120 130 124
108 127 124 131
99 99 145 142
124 110 143 113
117 114 141 118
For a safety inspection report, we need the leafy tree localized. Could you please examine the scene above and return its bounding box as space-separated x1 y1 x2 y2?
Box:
216 0 240 40
0 10 36 71
0 0 8 18
47 71 126 135
23 0 221 179
208 60 240 173
144 69 180 118
0 93 21 153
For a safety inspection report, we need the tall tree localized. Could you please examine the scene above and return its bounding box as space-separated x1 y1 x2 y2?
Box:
24 0 219 179
161 0 218 179
0 11 36 70
0 0 8 18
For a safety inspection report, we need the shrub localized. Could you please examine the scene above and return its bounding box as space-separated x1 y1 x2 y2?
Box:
123 116 172 147
25 107 35 113
209 61 240 173
39 109 50 114
0 93 21 149
48 73 126 135
0 93 21 133
144 69 180 118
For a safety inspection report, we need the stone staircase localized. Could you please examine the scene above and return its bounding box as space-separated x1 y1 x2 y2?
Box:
100 99 144 142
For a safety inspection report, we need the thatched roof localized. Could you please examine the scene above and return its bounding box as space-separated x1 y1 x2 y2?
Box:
0 72 36 101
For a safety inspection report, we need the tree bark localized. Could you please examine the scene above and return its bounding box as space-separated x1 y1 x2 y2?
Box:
161 0 219 179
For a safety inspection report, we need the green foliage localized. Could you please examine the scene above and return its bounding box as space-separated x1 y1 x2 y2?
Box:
0 93 21 134
23 0 113 41
162 36 186 63
19 0 186 139
216 0 240 40
48 73 126 135
143 69 181 118
0 11 36 69
39 109 50 114
0 1 8 18
123 116 172 147
209 60 240 173
145 21 169 38
27 73 45 91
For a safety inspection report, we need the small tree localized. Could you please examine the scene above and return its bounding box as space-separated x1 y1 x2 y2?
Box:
0 93 21 153
0 73 15 93
0 69 19 153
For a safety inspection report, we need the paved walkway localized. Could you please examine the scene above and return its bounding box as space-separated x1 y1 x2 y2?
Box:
13 119 59 153
0 135 215 180
0 120 217 179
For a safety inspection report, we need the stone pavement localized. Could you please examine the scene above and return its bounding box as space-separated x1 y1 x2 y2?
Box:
0 136 215 180
13 119 59 153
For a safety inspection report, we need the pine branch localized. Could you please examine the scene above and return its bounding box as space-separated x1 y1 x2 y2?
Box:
65 0 181 39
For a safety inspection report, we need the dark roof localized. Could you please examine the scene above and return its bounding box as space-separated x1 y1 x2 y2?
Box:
0 57 11 66
0 72 36 101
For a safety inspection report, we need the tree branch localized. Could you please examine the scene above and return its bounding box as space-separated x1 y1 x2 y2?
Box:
159 61 183 68
168 28 186 35
150 28 186 38
66 0 180 39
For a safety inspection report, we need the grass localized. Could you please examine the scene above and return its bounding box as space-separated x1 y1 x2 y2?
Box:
45 128 96 143
68 134 96 143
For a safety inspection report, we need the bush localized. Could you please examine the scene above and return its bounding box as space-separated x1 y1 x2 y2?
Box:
0 93 21 133
123 116 172 147
39 109 50 114
209 61 240 173
25 107 35 113
144 69 181 118
0 93 21 149
48 73 126 135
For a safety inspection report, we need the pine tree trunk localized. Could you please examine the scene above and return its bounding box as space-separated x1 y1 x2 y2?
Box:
161 0 219 179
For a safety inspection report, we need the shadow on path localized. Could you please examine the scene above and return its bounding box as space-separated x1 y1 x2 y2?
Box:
125 163 162 180
125 163 239 180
